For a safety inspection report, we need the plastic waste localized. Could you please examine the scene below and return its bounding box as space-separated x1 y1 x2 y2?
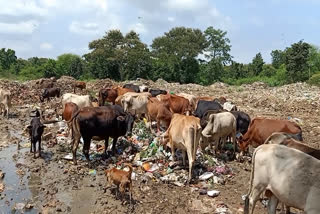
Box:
89 169 96 176
63 154 73 160
199 172 214 181
207 190 220 197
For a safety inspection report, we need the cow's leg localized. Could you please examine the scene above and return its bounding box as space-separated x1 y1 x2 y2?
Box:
30 137 33 153
82 137 91 162
72 134 81 164
104 136 109 154
187 149 194 183
33 139 36 158
170 139 175 162
38 139 42 158
248 186 265 214
6 105 9 119
182 151 186 167
284 205 290 214
267 195 279 214
112 137 118 154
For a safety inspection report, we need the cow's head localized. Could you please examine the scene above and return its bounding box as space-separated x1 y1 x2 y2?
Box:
201 114 215 138
118 112 135 137
237 135 249 152
121 96 132 112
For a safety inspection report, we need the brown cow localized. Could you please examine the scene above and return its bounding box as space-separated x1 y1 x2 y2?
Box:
157 94 190 115
116 87 134 96
62 102 79 137
146 97 172 133
238 117 302 152
73 81 86 93
98 88 118 106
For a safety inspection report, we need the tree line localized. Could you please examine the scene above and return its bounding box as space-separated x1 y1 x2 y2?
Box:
1 26 320 86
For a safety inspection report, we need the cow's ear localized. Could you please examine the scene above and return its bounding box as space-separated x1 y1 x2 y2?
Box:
208 114 215 122
117 116 125 121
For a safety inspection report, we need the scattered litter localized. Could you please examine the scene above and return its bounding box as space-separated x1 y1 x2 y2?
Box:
0 170 5 179
0 183 4 192
63 153 73 160
89 169 96 176
207 190 220 197
14 203 25 210
199 172 214 181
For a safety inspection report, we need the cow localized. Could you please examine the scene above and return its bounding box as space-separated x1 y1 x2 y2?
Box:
0 89 11 119
194 100 223 119
73 81 86 93
121 92 151 118
265 132 320 160
123 83 140 93
244 144 320 214
61 93 92 111
177 93 197 112
201 112 237 153
146 97 172 133
230 111 251 135
69 105 135 164
62 102 79 137
139 85 149 92
238 118 303 153
27 117 46 158
40 87 61 102
157 94 190 115
98 88 118 106
149 89 167 97
223 102 237 111
161 114 201 182
264 132 320 213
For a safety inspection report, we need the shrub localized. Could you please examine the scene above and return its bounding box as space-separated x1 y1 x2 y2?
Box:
307 72 320 86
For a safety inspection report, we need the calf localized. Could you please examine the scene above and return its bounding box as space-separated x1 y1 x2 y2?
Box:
40 87 61 102
194 100 223 118
201 112 237 153
27 117 46 158
99 88 118 106
177 93 197 112
0 89 11 119
146 97 172 133
238 117 302 152
162 114 201 182
149 89 167 97
61 93 92 111
69 105 135 164
73 81 86 93
244 144 320 214
123 83 140 93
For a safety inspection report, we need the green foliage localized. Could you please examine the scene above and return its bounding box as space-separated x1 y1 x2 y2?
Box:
19 65 45 80
271 50 285 69
56 53 84 78
204 26 232 65
285 40 311 83
0 48 17 70
197 59 223 85
260 64 276 77
307 72 320 86
249 53 264 76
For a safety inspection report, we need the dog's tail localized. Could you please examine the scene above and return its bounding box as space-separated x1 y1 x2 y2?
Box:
124 163 133 177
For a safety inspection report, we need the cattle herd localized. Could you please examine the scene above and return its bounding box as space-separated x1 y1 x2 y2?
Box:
0 80 320 213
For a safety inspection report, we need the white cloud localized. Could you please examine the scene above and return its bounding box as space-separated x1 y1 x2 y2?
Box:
69 21 99 35
129 23 147 34
40 42 53 51
0 20 39 34
0 0 48 17
166 0 203 11
168 17 175 22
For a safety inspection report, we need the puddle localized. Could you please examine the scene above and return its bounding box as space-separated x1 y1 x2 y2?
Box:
0 144 38 213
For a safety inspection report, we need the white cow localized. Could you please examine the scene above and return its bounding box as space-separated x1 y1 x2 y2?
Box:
201 112 236 153
121 92 151 118
244 144 320 214
0 89 11 118
61 93 92 111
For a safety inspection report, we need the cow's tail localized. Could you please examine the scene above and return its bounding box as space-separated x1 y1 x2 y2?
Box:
67 109 80 124
244 145 260 214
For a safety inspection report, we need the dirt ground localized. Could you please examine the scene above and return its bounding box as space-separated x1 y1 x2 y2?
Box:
0 77 319 214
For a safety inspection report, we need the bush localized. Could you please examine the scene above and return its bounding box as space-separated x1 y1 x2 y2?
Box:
307 72 320 86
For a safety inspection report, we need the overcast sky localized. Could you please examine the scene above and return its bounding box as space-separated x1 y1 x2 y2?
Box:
0 0 319 63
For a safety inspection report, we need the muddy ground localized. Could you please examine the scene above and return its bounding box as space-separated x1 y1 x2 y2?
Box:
1 77 319 214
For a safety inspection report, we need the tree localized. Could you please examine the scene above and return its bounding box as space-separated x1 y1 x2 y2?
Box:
56 54 84 78
307 46 320 76
0 48 17 70
151 27 206 83
197 59 223 85
204 26 232 65
285 40 311 83
249 53 264 76
260 64 276 77
271 50 285 69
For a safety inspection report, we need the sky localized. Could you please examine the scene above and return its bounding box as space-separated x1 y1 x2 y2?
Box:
0 0 319 63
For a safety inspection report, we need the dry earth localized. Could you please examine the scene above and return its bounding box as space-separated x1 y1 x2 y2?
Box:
0 77 319 214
